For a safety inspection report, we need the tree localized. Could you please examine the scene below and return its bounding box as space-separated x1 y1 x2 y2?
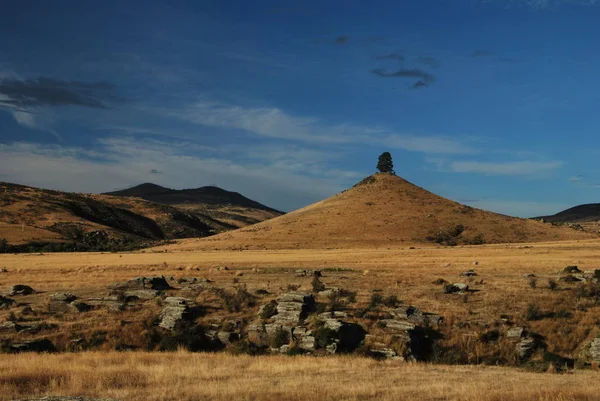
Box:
376 152 394 174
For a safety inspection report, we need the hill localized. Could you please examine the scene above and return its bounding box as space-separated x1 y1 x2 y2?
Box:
105 183 283 228
536 203 600 223
168 173 594 250
0 181 232 251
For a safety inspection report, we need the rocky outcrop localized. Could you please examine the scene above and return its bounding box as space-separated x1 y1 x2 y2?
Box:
390 305 444 328
109 276 172 293
317 311 365 353
273 292 315 325
158 297 193 331
584 336 600 363
48 293 90 313
8 285 35 296
86 296 124 311
444 283 469 294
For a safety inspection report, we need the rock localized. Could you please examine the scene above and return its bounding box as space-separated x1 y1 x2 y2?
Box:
507 327 525 338
273 292 315 325
380 319 416 332
560 274 583 283
318 288 341 298
587 336 600 363
473 261 479 266
86 296 124 311
217 331 240 345
291 327 316 352
444 283 469 294
0 268 7 273
108 276 172 292
0 321 24 332
8 284 35 296
10 339 56 353
49 293 77 302
158 297 193 330
0 295 15 309
460 270 477 277
318 314 366 352
70 301 91 312
516 338 537 359
177 277 198 284
121 289 160 301
563 265 582 274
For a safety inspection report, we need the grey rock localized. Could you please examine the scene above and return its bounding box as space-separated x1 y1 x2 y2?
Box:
507 327 525 339
0 321 24 332
380 319 416 332
108 276 172 292
8 284 34 296
588 337 600 363
445 283 469 294
49 293 77 302
460 270 478 277
121 289 159 300
217 331 239 345
158 298 193 330
516 338 537 359
86 296 124 311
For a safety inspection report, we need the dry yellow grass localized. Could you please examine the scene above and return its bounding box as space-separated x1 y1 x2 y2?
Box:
1 351 598 401
175 174 594 250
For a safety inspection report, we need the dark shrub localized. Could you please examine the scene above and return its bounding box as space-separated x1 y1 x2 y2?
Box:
270 327 289 349
311 277 326 293
548 279 559 290
526 304 542 321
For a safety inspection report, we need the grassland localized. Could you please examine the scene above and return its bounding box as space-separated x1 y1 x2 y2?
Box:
1 240 600 400
1 351 599 401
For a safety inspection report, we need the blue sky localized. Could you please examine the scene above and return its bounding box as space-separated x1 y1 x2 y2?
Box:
1 0 600 216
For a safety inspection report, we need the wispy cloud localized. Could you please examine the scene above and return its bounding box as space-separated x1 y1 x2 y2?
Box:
163 100 475 154
0 138 358 211
448 160 563 176
370 67 435 88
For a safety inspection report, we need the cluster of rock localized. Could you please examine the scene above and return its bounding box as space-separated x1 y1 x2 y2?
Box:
48 293 90 313
506 327 544 359
367 305 443 360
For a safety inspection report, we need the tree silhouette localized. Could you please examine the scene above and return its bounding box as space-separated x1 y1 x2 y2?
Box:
376 152 394 174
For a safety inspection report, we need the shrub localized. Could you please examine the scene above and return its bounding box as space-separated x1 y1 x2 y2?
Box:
326 292 346 312
383 295 400 308
528 277 537 289
270 327 289 348
526 304 542 321
548 279 559 291
229 340 265 356
369 293 383 308
311 277 326 293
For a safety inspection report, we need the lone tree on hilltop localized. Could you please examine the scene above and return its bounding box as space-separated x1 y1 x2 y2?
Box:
376 152 395 174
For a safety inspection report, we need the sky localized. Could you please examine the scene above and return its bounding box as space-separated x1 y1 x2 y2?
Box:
1 0 600 217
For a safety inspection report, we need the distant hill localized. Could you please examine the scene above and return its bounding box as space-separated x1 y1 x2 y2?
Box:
536 204 600 223
105 183 283 228
166 173 594 251
0 181 232 251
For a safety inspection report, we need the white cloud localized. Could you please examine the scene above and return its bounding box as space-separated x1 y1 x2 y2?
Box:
0 139 361 211
164 100 476 154
448 160 563 176
11 111 37 128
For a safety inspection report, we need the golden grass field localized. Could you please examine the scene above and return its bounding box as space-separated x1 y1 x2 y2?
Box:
1 351 599 401
1 239 600 400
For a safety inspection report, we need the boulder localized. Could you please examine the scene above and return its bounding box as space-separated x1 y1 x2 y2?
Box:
48 293 89 313
563 265 582 274
8 284 35 296
0 321 24 332
158 297 193 331
587 336 600 363
444 283 469 294
274 292 315 325
49 293 77 302
108 276 172 292
317 313 366 352
120 289 160 301
516 338 537 359
506 327 525 339
460 270 478 277
0 295 15 309
86 296 124 311
390 305 443 327
217 331 240 345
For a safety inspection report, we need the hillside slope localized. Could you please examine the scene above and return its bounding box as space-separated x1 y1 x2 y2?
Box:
537 203 600 223
168 173 594 250
0 182 230 250
105 183 283 228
